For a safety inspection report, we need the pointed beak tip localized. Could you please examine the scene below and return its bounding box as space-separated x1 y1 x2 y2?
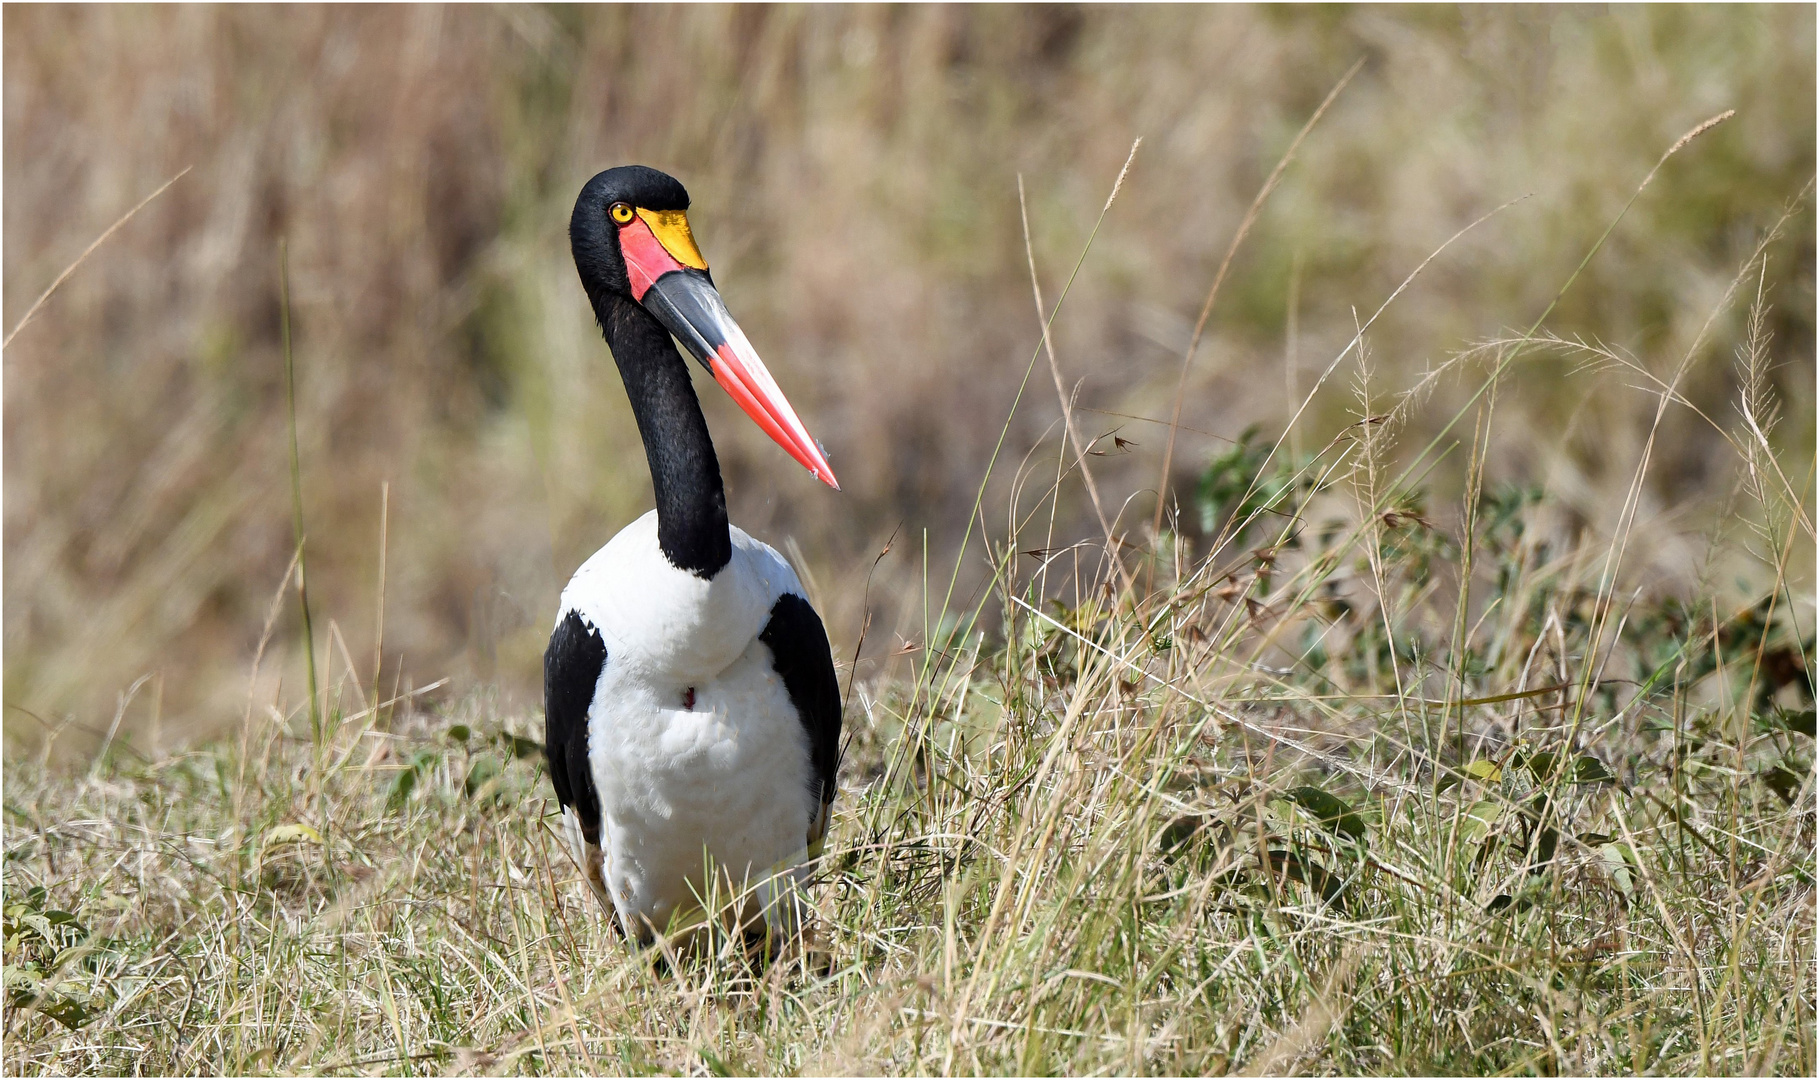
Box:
802 457 840 491
813 443 840 491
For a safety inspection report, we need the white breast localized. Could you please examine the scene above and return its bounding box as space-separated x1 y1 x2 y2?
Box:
560 511 801 679
557 510 819 938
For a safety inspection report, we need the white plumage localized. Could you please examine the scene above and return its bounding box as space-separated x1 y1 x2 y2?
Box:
555 510 819 942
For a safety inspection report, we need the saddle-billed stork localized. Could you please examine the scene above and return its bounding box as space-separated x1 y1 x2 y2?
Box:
544 166 840 948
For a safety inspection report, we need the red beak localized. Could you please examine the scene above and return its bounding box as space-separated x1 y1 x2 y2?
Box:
621 216 838 490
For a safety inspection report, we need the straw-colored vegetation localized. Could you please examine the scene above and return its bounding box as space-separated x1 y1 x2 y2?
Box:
4 6 1814 1076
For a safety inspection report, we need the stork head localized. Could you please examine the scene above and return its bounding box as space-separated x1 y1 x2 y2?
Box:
571 166 838 490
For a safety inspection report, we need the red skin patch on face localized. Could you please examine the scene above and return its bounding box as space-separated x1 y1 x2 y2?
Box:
619 217 685 301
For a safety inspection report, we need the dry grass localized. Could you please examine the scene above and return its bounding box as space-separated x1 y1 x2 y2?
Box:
4 5 1813 752
9 70 1819 1071
5 307 1813 1069
3 7 1814 1075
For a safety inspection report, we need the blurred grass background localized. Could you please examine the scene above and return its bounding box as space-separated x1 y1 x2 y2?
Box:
5 4 1813 756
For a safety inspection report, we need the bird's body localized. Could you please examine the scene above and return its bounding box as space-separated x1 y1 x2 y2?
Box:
549 513 831 937
544 166 840 948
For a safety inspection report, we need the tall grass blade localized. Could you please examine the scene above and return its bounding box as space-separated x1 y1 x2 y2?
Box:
280 239 322 748
3 166 191 349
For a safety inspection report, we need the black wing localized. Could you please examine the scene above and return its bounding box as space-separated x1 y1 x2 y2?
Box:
544 609 607 845
758 592 842 840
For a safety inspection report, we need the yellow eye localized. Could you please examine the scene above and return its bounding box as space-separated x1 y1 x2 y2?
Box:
609 202 636 225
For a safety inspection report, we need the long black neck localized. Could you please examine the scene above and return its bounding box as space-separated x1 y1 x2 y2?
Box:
597 294 731 578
